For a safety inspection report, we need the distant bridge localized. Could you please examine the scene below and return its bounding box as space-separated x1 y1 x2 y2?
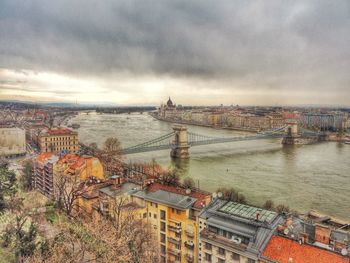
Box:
122 122 324 158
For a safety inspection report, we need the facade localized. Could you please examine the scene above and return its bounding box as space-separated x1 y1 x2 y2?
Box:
198 199 283 263
33 152 59 198
0 127 26 157
131 183 212 263
34 153 104 199
38 128 79 153
54 153 104 181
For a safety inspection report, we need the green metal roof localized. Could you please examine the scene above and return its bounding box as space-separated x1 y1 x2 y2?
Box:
218 201 277 223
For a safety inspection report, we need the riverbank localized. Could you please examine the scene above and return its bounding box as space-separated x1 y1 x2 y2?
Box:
149 112 258 133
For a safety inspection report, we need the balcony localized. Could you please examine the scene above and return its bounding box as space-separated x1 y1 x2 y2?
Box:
200 228 247 252
167 248 181 257
184 241 194 250
168 237 181 245
168 224 182 233
185 253 194 262
185 230 195 238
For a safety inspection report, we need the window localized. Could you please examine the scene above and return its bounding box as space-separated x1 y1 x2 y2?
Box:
153 213 157 219
176 209 181 215
160 233 166 243
205 253 212 262
247 259 255 263
218 247 225 255
232 253 240 261
161 222 166 232
149 212 151 217
218 259 225 263
143 213 147 219
160 256 166 263
205 243 212 251
160 210 166 220
160 245 166 255
175 232 181 238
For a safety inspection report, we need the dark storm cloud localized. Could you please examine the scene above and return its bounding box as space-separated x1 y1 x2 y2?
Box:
0 0 350 95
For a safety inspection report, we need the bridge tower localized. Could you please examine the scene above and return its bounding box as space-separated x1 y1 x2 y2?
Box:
282 120 300 145
171 125 190 159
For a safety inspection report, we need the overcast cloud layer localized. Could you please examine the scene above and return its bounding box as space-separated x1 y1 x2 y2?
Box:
0 0 349 105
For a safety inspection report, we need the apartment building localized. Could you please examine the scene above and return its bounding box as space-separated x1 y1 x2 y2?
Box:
131 183 212 263
33 152 59 198
198 199 283 263
261 216 350 263
38 128 79 153
0 127 26 157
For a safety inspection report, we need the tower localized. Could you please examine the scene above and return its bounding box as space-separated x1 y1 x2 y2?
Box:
170 126 190 159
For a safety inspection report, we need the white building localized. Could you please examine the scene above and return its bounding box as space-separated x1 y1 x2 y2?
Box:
0 127 26 157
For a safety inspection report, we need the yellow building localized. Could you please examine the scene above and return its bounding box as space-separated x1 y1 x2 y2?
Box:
131 183 212 263
53 154 105 202
38 128 80 153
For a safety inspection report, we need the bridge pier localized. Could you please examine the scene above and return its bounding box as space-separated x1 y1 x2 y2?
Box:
170 126 190 159
282 121 300 145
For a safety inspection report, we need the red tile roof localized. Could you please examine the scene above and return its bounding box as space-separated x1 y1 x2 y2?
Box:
36 152 55 163
147 183 211 209
47 128 74 136
262 235 350 263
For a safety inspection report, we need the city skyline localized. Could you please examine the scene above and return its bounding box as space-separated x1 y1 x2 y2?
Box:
1 0 350 106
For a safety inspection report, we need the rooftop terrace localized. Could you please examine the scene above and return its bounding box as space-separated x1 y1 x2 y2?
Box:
219 201 278 224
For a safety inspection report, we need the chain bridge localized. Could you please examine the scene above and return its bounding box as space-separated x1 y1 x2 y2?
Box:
122 122 324 158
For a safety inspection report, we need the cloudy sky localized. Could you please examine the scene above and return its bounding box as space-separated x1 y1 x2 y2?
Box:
0 0 349 106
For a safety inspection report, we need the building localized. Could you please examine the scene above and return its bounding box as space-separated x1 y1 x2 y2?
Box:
54 153 104 182
198 199 283 263
33 153 105 199
261 216 350 263
38 128 79 153
0 127 26 157
33 152 59 198
95 176 141 219
131 183 212 263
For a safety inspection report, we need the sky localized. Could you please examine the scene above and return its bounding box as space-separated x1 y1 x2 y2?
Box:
0 0 349 106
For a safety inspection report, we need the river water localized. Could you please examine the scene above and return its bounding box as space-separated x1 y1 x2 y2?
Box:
71 112 350 220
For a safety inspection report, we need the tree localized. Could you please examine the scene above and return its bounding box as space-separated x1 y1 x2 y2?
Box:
100 137 124 176
182 177 195 189
276 204 290 214
263 199 275 210
1 214 38 262
103 137 122 157
21 159 34 191
0 164 17 213
160 170 180 186
216 187 247 204
54 172 87 217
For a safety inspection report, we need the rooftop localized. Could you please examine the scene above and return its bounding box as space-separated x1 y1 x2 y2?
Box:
219 201 278 224
146 183 211 209
99 182 139 197
36 152 57 163
132 189 197 210
262 235 350 263
45 128 76 136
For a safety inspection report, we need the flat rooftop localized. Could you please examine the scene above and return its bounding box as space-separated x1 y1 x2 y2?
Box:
219 201 277 224
132 189 197 210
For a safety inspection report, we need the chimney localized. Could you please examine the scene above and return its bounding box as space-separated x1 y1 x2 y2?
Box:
315 224 331 245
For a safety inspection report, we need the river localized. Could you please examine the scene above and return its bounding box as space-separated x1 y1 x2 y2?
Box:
70 112 350 220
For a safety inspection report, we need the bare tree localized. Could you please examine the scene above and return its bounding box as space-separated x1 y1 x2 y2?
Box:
54 172 87 217
100 137 124 176
160 170 180 186
182 177 195 189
